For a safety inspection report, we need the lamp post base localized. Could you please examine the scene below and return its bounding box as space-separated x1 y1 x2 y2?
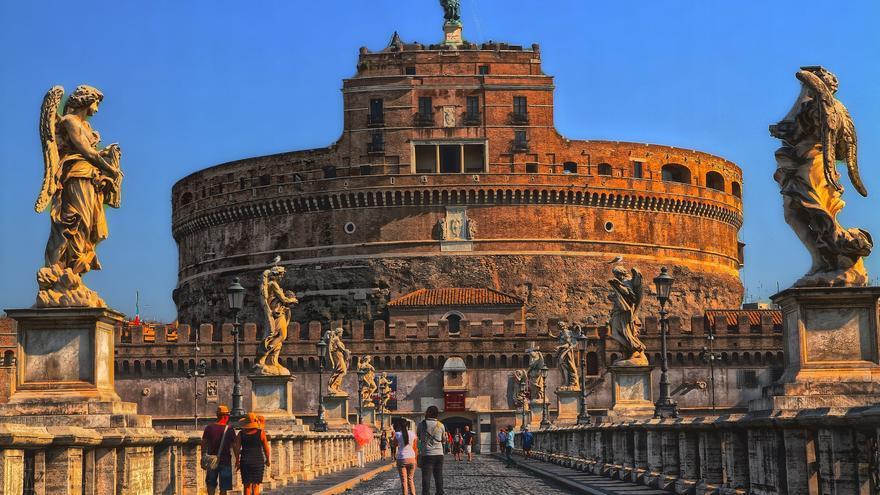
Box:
653 399 679 419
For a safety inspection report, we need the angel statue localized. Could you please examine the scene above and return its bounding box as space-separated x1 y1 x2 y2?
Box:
326 326 351 396
35 85 122 307
548 321 580 391
378 372 392 411
254 259 299 375
512 369 530 411
607 266 648 366
770 66 872 287
357 355 377 407
440 0 461 25
525 346 545 402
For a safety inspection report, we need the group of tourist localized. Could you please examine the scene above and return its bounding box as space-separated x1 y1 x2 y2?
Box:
200 406 271 495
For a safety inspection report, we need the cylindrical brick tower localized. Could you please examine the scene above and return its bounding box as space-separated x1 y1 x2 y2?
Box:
171 34 744 326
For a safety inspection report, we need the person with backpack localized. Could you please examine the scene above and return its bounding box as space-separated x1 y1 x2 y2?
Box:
416 405 447 495
521 426 534 458
393 418 418 495
452 428 463 461
505 425 516 466
201 405 236 495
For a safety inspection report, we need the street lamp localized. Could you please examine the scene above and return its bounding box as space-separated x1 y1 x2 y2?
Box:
576 328 591 425
356 364 367 424
653 267 679 418
539 364 550 429
226 278 246 421
314 336 329 432
701 329 718 413
377 381 386 431
186 358 207 429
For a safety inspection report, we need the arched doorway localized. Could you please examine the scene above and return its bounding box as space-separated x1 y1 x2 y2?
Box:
440 415 474 439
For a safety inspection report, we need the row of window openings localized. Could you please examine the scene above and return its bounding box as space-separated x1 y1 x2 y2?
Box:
402 64 491 76
368 95 527 126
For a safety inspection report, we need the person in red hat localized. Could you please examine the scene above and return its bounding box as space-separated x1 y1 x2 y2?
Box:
201 405 236 495
232 413 271 495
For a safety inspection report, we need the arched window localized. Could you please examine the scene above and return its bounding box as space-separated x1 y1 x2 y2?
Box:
2 350 13 366
661 164 691 184
732 181 742 198
597 163 612 176
706 171 725 191
563 161 577 174
446 314 462 335
586 352 599 376
180 192 193 205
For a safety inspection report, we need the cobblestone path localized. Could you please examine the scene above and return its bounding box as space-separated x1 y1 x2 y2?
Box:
345 454 573 495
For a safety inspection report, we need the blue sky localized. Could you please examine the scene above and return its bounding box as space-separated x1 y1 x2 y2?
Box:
1 1 878 322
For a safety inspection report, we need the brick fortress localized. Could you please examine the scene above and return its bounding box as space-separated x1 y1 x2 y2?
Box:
171 29 745 326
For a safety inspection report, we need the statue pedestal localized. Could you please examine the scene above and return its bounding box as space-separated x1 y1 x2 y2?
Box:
608 365 655 419
554 389 580 425
360 404 376 426
248 374 296 420
752 287 880 412
528 400 545 428
0 307 150 428
443 22 463 46
323 394 351 428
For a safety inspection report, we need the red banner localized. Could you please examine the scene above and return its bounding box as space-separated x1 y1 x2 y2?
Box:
444 392 466 411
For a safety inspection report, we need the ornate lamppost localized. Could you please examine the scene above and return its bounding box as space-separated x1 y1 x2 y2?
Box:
377 382 386 431
356 365 366 424
226 278 246 421
539 364 550 429
700 329 719 413
576 329 591 425
186 358 207 429
314 336 329 432
653 267 679 418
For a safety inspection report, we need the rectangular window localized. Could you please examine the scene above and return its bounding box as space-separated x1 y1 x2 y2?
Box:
467 96 479 117
405 66 416 75
439 145 461 173
514 130 528 151
369 98 384 125
419 97 432 116
737 370 759 389
359 164 372 176
323 165 337 179
368 130 384 153
525 162 538 173
478 65 490 75
415 145 437 173
463 144 485 173
513 96 528 122
239 177 247 190
633 161 644 178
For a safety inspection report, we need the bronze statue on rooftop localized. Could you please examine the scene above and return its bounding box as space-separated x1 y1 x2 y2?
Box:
770 66 872 287
35 85 122 308
440 0 461 25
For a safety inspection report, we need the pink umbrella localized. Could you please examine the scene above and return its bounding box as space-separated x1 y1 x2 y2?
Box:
352 423 373 447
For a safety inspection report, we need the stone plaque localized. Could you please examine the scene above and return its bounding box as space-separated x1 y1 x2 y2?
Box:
442 106 456 128
23 328 91 383
804 307 872 362
206 379 219 403
616 373 649 402
253 381 287 413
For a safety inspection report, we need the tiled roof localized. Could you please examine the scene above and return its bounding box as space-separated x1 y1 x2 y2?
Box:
705 309 782 327
388 288 523 307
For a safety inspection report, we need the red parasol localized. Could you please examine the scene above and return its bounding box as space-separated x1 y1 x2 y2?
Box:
352 423 373 447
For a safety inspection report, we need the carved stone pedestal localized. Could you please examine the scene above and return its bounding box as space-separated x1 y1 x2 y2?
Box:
608 365 655 419
554 389 580 425
528 400 545 428
751 287 880 412
0 307 150 428
443 22 463 46
249 374 300 423
361 404 376 426
323 394 351 429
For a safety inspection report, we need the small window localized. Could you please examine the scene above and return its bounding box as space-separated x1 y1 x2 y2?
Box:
259 174 271 186
513 96 528 121
323 166 337 179
405 66 416 75
525 162 538 173
737 369 759 389
478 65 490 75
465 95 480 125
369 98 384 125
706 171 725 191
446 314 462 335
732 181 742 198
563 161 577 174
359 164 372 176
513 130 528 151
180 192 193 205
586 352 599 376
239 177 247 190
418 97 432 116
632 162 644 178
597 163 612 176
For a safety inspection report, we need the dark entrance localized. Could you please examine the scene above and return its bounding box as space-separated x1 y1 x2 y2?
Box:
441 416 473 437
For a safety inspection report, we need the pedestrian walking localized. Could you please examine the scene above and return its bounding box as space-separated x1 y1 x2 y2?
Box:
417 405 447 495
521 426 534 458
462 424 475 462
232 413 271 495
505 425 516 467
393 417 418 495
452 429 463 461
201 405 236 495
380 430 389 460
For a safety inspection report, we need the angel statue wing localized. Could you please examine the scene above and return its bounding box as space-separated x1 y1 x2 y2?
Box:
35 86 64 212
631 268 644 312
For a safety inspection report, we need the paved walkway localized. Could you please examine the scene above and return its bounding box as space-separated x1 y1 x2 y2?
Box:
507 454 670 495
269 459 394 495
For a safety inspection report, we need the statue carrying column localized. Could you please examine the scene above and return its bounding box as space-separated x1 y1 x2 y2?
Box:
254 258 298 376
326 326 351 396
770 66 871 287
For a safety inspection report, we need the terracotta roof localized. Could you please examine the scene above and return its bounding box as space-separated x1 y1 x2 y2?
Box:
705 309 782 327
388 288 523 307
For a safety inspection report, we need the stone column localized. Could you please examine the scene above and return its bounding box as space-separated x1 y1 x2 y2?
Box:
783 428 818 494
93 447 118 495
180 439 204 495
45 447 84 495
699 430 723 485
748 428 783 495
817 428 865 494
676 430 699 493
721 429 749 490
661 430 680 480
646 430 663 477
0 449 24 495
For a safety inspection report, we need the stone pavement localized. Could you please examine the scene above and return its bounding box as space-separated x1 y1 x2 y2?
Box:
507 454 670 495
338 454 636 495
268 458 394 495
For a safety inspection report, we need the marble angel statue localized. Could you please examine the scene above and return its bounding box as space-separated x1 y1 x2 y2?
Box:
525 346 546 402
35 85 122 307
357 355 377 407
770 66 871 287
254 259 299 375
549 321 580 391
326 326 351 396
607 266 648 366
512 369 530 411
